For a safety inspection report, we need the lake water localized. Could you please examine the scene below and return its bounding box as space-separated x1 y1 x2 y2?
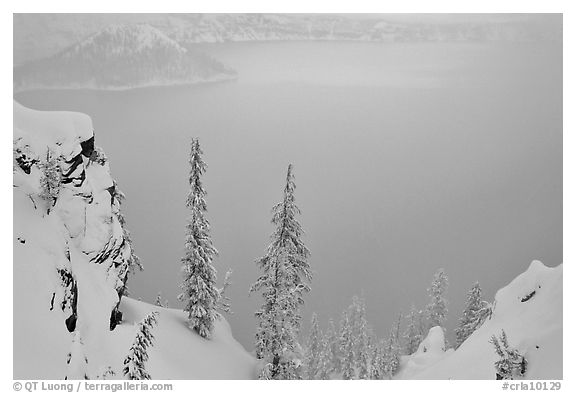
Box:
14 41 562 349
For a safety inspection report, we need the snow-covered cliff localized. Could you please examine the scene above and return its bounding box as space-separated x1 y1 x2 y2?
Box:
13 101 256 379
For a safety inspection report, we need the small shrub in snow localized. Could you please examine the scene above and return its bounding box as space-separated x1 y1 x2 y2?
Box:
490 329 527 380
39 148 62 214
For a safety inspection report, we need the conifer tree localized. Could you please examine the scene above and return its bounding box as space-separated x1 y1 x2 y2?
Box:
323 318 341 376
455 282 491 348
370 339 386 379
39 148 62 214
112 181 143 298
382 315 403 379
123 312 158 380
250 164 312 379
490 330 528 380
339 310 356 379
358 329 373 379
382 330 401 379
304 313 323 379
217 269 233 315
425 269 449 330
316 333 332 380
178 138 220 339
155 292 165 307
403 305 424 355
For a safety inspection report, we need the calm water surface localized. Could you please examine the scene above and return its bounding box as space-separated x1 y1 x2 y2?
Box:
15 42 562 349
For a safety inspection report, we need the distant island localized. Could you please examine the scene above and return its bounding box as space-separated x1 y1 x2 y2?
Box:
13 24 237 92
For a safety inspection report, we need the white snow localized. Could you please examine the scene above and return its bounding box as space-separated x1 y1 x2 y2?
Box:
397 326 454 378
399 260 562 380
13 101 256 379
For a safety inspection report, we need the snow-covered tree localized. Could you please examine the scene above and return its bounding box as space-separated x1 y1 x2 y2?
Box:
155 292 167 308
178 138 220 339
250 164 312 379
382 315 403 379
425 269 449 330
316 333 332 380
358 329 373 379
370 339 386 379
339 310 355 379
350 297 371 379
490 330 527 380
65 331 89 380
336 296 375 379
39 148 62 214
217 269 233 315
123 312 159 380
112 181 143 297
403 305 424 355
322 318 341 376
95 367 116 380
304 313 323 379
382 332 400 379
455 282 491 348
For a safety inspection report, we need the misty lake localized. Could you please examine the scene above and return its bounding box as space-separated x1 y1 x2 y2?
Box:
14 41 562 349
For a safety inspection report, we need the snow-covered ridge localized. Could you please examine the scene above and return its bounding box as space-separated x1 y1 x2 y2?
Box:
13 101 256 379
13 24 237 92
399 260 562 379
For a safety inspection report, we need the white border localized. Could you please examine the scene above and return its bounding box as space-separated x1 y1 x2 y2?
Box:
2 1 572 392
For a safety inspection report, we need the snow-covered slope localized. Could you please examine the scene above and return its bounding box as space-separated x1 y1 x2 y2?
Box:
399 261 562 380
13 24 237 92
13 101 256 379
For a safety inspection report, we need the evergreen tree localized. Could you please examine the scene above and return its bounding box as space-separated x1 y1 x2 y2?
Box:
217 269 233 315
95 367 116 380
351 297 371 379
65 331 89 380
304 313 323 379
323 318 341 376
250 164 312 379
316 333 332 380
382 315 403 379
39 148 62 214
490 330 528 380
425 269 449 330
358 329 373 379
155 292 165 307
455 282 491 348
123 312 159 380
112 181 143 298
370 339 386 379
178 138 220 339
339 310 355 379
403 305 424 355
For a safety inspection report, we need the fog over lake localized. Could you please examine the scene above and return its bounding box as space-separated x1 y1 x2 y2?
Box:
15 41 562 350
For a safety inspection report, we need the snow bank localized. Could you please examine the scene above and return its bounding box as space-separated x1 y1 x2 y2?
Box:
400 261 562 380
397 326 454 378
13 101 256 379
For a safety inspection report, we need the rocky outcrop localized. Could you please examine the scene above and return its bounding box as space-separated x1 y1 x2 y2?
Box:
13 101 136 332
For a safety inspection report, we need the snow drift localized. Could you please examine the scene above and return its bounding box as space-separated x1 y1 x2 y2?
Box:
13 101 256 379
399 260 562 380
